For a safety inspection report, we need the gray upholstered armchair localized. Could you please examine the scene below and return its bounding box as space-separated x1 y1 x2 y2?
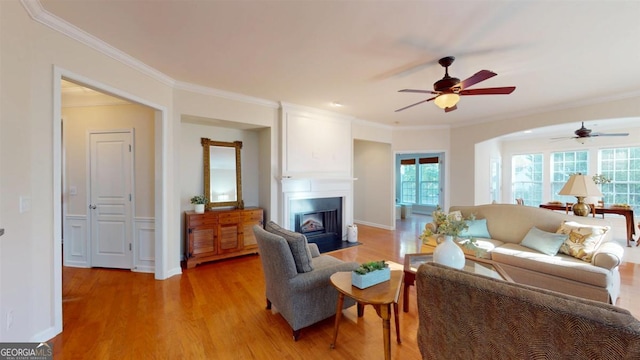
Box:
253 223 359 340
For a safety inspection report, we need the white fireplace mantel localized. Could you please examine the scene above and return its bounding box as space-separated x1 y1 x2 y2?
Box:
281 178 354 236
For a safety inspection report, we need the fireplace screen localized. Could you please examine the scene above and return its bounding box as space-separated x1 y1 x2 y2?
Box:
300 213 325 234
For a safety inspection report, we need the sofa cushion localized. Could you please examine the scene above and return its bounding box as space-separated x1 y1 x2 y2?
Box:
520 226 568 256
459 218 491 239
456 238 503 260
265 221 314 273
491 243 611 288
556 221 610 262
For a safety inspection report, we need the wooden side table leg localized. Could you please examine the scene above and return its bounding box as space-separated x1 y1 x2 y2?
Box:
403 282 410 313
330 293 345 349
394 301 401 344
379 304 392 360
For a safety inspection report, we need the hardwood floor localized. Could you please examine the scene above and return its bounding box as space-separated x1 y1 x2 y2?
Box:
51 215 640 359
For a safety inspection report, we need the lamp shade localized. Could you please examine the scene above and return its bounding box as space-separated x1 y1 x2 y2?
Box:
558 174 603 197
434 93 460 109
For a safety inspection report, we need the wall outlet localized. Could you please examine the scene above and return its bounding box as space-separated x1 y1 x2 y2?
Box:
19 196 31 213
6 310 13 330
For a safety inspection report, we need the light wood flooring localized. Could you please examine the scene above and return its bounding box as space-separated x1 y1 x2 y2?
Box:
51 215 640 359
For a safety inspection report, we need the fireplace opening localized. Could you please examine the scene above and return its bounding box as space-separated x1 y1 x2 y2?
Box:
296 208 338 238
290 197 344 253
300 212 326 236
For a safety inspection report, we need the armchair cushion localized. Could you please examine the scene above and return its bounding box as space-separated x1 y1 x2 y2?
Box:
265 221 314 273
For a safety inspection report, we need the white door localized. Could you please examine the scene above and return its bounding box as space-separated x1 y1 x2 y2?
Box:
89 131 133 269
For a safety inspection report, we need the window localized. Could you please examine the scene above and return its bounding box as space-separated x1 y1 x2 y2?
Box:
400 159 416 204
400 156 440 205
512 154 543 205
419 157 439 206
551 150 589 202
599 147 640 209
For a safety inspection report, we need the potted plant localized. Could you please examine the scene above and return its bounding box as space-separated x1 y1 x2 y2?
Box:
352 260 390 289
190 195 208 214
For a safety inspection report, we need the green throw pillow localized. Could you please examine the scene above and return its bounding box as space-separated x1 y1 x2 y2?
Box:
520 226 568 256
265 221 314 273
459 219 491 239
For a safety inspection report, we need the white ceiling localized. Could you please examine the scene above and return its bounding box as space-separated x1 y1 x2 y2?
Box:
41 0 640 131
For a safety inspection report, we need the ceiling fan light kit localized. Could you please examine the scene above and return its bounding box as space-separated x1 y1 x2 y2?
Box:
396 56 515 113
434 93 460 109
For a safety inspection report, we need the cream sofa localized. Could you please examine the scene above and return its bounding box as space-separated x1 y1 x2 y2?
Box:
447 204 624 304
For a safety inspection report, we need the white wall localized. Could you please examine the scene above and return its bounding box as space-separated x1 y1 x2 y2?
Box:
353 140 393 229
474 139 502 205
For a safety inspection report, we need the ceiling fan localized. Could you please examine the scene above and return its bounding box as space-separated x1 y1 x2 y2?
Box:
395 56 516 113
552 122 629 143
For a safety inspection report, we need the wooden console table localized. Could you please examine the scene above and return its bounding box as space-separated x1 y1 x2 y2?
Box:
184 207 263 268
539 203 636 246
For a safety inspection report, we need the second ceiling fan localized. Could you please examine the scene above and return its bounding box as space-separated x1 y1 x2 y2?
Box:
395 56 516 113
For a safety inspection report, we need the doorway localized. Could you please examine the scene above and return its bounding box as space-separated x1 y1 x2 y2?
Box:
396 152 445 215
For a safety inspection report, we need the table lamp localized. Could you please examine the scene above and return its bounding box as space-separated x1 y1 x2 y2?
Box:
558 173 603 216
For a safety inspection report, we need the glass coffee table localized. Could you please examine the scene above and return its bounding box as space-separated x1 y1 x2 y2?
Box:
402 252 513 312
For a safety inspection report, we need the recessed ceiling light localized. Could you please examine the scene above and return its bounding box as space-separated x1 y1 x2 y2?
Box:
524 130 532 134
331 102 343 107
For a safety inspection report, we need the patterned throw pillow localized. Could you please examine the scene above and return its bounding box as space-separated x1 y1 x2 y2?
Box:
556 221 610 262
265 221 314 273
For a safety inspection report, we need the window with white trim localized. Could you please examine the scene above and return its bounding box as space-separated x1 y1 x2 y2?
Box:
599 147 640 210
512 154 543 206
419 157 439 206
551 150 589 203
400 159 416 204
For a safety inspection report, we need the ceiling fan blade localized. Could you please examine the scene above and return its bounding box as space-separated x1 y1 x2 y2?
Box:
445 105 457 113
459 86 516 95
459 70 497 90
398 89 439 95
591 133 629 137
394 97 437 112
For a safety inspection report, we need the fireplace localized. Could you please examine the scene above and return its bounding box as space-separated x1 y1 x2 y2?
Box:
296 208 338 236
291 197 343 253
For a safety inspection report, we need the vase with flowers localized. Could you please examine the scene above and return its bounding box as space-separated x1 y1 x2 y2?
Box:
419 206 477 269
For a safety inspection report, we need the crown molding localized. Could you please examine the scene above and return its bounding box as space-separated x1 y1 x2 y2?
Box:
21 0 176 87
280 102 355 122
21 0 279 110
174 81 278 109
350 117 394 131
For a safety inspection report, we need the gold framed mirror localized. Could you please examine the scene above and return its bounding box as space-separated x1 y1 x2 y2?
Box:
202 138 243 209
